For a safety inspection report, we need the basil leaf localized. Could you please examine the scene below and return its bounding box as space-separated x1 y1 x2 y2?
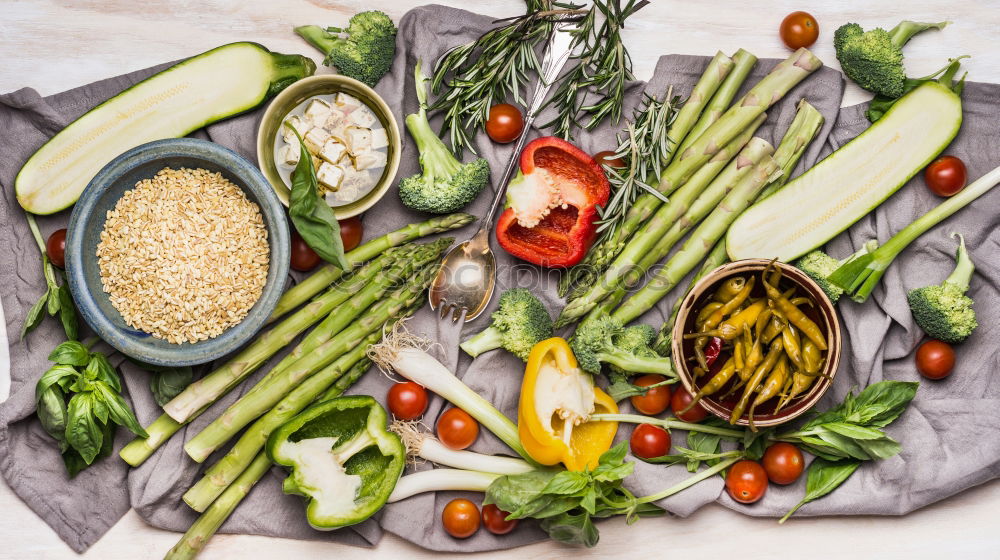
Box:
529 495 581 519
847 381 919 428
853 436 902 460
287 128 348 270
149 366 194 407
37 386 69 448
641 453 687 465
781 458 861 522
485 470 556 516
58 282 78 341
96 382 148 438
86 353 121 392
36 365 79 400
598 441 628 467
742 427 773 461
20 292 48 339
822 422 886 440
91 393 110 424
540 510 600 548
62 421 114 478
541 471 589 495
65 393 102 464
46 285 61 316
48 341 90 366
591 461 633 482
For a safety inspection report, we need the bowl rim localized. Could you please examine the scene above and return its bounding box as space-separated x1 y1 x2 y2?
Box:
255 73 401 219
670 258 842 428
65 137 290 367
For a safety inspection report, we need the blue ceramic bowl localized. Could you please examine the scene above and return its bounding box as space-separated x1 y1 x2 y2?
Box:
66 138 290 367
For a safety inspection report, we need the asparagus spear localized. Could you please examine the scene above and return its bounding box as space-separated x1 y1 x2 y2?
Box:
164 358 372 560
674 49 758 158
269 212 473 322
561 53 734 298
653 239 729 354
183 241 449 463
612 156 781 324
559 133 774 326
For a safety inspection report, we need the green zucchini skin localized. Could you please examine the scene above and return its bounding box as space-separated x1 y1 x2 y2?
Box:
726 81 963 262
15 42 316 215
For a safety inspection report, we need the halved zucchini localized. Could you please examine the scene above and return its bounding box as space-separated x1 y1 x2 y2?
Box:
15 42 316 214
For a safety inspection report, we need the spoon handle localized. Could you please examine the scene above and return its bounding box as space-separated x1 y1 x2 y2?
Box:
478 19 580 233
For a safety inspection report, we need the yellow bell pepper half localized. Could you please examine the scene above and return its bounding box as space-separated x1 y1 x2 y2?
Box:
517 337 619 471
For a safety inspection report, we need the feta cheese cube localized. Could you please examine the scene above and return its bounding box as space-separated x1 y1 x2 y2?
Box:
304 98 332 128
323 108 349 137
370 128 389 150
353 150 387 171
319 138 348 163
280 144 300 166
304 127 331 154
334 92 362 110
282 116 309 143
343 126 372 153
348 107 378 128
316 162 345 191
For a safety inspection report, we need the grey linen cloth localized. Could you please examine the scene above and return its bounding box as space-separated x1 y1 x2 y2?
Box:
1 3 995 554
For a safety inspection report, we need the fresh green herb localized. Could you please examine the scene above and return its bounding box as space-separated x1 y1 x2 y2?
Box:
21 214 77 340
35 341 148 476
486 442 664 547
287 126 349 270
594 92 680 241
149 366 195 407
780 458 861 523
605 374 672 402
867 57 967 122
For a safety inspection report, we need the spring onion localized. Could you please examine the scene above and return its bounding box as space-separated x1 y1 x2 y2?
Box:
388 469 503 503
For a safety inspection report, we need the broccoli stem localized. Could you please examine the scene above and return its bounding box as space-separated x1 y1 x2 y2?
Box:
597 350 676 377
405 62 462 178
944 233 974 292
459 327 504 358
887 21 949 48
294 25 338 55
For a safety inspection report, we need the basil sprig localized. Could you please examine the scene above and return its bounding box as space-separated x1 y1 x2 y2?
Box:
21 214 77 340
287 126 348 270
35 341 148 477
485 443 663 547
780 458 861 523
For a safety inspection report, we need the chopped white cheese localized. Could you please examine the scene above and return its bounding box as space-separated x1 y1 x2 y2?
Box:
319 138 348 164
280 144 300 166
348 107 378 128
317 162 345 191
282 115 309 144
304 99 332 128
335 92 362 110
304 127 331 154
343 126 372 153
370 128 389 150
353 150 386 171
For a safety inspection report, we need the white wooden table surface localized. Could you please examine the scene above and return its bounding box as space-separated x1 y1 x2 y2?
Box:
2 1 999 558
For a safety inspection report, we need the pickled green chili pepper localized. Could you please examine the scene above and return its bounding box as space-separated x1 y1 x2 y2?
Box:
762 264 827 350
749 354 789 430
686 300 767 341
782 322 804 370
713 277 746 303
682 357 737 414
776 370 816 412
696 302 724 328
801 338 823 374
731 338 783 424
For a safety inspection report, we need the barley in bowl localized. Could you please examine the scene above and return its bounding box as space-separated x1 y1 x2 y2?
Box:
97 167 270 344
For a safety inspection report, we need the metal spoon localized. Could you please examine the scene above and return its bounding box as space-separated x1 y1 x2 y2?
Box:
429 19 579 322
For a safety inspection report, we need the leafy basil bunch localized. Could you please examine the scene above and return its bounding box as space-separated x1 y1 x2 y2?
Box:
21 215 77 340
287 125 348 270
35 341 148 476
485 443 663 547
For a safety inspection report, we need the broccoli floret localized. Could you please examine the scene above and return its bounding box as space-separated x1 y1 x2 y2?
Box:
570 314 675 377
834 20 949 98
795 240 878 304
295 11 397 87
460 289 553 361
398 61 490 214
906 233 978 343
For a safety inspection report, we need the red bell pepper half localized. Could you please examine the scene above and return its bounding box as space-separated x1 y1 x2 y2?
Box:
495 137 610 268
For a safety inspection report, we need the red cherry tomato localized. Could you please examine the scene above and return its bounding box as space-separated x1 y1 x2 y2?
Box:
437 407 479 450
290 230 321 272
339 216 364 252
593 150 626 169
46 228 67 269
761 442 805 485
779 11 819 49
481 504 518 535
924 155 967 197
387 381 428 420
630 423 671 459
671 387 708 423
725 459 768 504
485 104 524 144
630 375 673 415
442 498 481 538
915 339 955 379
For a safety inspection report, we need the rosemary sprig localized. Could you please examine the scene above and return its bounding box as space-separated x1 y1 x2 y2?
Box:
594 90 681 240
539 0 647 139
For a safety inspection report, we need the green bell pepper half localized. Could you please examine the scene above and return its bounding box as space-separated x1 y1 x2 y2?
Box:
266 395 405 530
